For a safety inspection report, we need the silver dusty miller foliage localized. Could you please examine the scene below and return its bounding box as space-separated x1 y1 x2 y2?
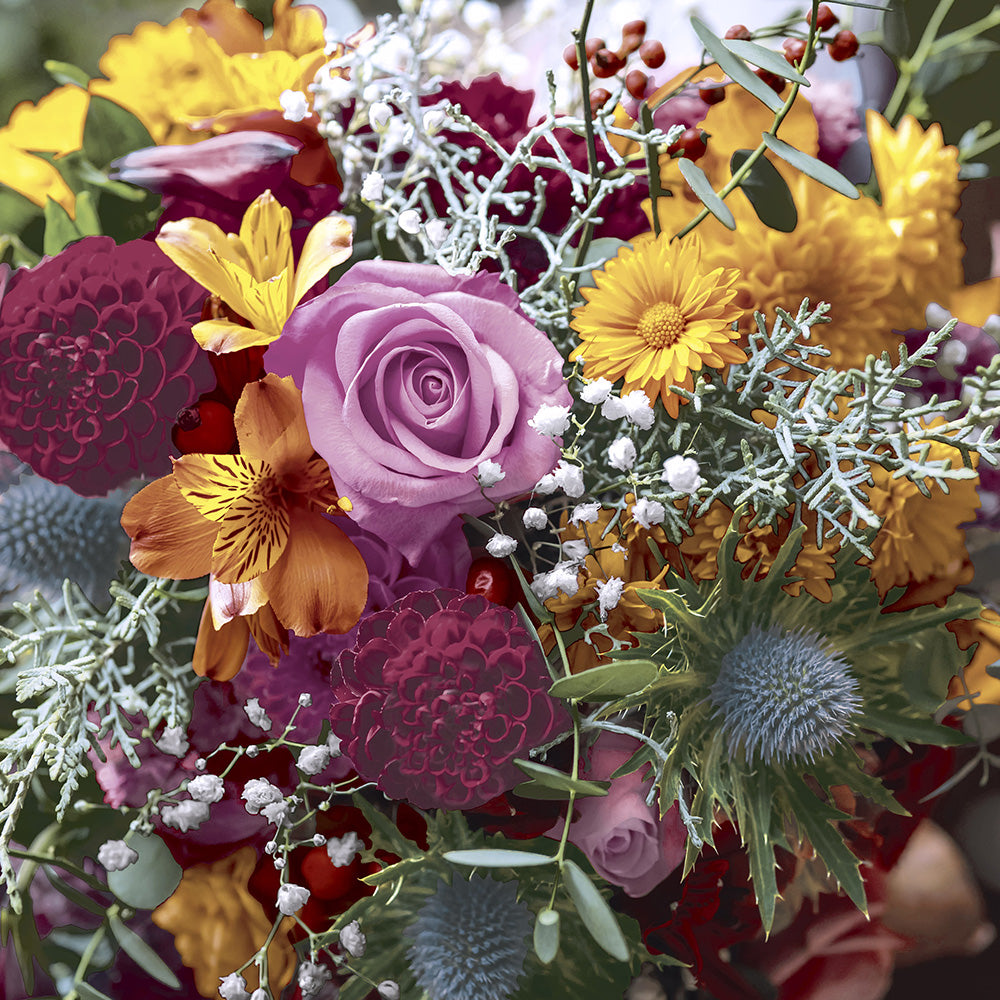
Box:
0 571 201 910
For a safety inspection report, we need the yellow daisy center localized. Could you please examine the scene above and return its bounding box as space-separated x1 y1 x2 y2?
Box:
636 302 685 349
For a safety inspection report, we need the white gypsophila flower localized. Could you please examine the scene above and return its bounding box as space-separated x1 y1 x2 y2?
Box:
219 972 251 1000
241 777 283 815
560 539 589 562
632 497 666 529
277 883 311 916
187 774 225 804
339 920 367 957
477 459 505 488
279 89 310 123
486 533 517 558
297 962 333 999
97 840 138 872
368 101 393 131
528 403 571 437
243 698 273 731
298 692 313 708
422 108 448 134
327 732 343 757
534 472 558 495
595 576 625 621
425 219 448 247
315 73 354 107
620 390 655 429
523 507 548 530
661 455 704 494
298 744 332 776
312 833 326 847
607 437 637 471
326 831 363 867
155 726 189 758
360 171 385 202
462 0 501 30
377 982 401 1000
570 502 601 525
398 209 422 234
580 377 614 405
261 801 290 827
554 462 585 498
160 800 210 833
249 992 267 1000
530 562 580 602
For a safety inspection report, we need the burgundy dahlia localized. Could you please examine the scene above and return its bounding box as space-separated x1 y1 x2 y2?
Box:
329 589 568 810
0 236 214 495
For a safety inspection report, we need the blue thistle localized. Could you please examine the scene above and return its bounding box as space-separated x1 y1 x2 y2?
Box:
709 625 861 765
0 472 131 606
406 874 531 1000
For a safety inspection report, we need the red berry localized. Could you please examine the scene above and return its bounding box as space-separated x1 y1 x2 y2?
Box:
584 37 605 59
667 127 708 162
828 29 859 61
625 69 648 100
620 32 644 56
592 48 625 77
638 39 666 68
698 82 727 105
171 399 236 454
562 44 579 69
622 19 647 38
589 88 613 115
808 4 839 31
300 847 362 901
754 67 787 94
465 555 519 608
724 24 752 41
782 38 808 65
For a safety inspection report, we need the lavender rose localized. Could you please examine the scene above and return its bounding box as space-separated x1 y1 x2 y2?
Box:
265 261 570 562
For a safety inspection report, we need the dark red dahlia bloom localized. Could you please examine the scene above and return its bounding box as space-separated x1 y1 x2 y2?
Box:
329 588 568 810
0 236 213 495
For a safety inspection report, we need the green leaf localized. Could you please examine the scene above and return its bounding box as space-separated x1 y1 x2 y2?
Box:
41 868 107 917
690 17 784 113
512 781 573 800
514 759 610 797
106 834 181 910
82 97 155 171
562 860 630 962
75 983 115 1000
549 659 659 700
108 914 181 989
43 60 90 88
761 134 860 199
443 849 554 868
43 197 86 255
743 774 780 934
858 708 972 748
533 908 560 964
731 150 797 232
722 39 810 86
677 157 736 230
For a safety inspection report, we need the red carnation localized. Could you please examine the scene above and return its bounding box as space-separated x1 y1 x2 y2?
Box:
329 589 568 810
0 236 213 495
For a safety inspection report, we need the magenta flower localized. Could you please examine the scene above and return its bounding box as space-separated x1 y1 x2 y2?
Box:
0 236 213 495
329 589 568 810
266 261 570 563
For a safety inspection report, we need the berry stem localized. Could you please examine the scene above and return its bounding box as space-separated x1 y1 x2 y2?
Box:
570 0 602 280
883 0 956 123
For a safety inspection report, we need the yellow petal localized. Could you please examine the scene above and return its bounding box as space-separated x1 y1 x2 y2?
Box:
121 475 217 579
192 318 279 354
4 85 88 154
951 278 1000 328
211 490 291 584
207 256 291 339
291 215 354 306
157 219 249 295
240 191 294 282
173 452 269 522
262 507 368 636
192 599 250 681
234 373 314 469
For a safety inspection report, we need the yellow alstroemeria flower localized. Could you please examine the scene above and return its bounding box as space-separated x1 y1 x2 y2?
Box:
155 190 353 353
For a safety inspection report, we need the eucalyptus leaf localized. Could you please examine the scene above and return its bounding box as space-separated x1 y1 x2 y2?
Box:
43 60 90 88
443 849 554 868
731 150 797 232
513 781 573 800
533 908 560 964
514 759 610 796
690 17 784 113
677 158 736 230
722 39 810 86
549 660 659 700
562 860 630 962
43 197 86 256
106 834 181 909
761 134 860 199
108 914 181 989
75 983 114 1000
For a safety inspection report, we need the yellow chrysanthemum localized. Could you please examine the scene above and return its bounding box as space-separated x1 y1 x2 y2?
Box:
570 234 746 417
863 431 980 600
867 111 965 315
698 174 908 371
152 847 296 999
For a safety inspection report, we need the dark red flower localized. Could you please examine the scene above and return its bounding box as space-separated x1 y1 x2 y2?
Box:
0 237 213 495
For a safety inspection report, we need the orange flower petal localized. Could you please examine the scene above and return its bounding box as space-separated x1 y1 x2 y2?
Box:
234 373 313 469
192 598 251 680
247 603 290 667
173 452 269 522
262 507 368 636
121 476 217 579
211 490 290 583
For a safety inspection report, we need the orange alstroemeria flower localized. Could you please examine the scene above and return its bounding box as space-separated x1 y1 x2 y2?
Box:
122 373 368 680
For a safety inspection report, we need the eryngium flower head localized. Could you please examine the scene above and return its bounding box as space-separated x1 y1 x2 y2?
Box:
406 875 531 1000
709 625 861 765
0 471 131 605
0 236 213 495
329 589 568 810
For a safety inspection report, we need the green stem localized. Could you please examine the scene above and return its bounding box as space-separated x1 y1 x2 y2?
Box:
883 0 956 123
930 6 1000 56
570 0 600 277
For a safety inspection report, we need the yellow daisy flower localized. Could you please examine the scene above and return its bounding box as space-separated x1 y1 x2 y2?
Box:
569 234 746 417
867 110 965 315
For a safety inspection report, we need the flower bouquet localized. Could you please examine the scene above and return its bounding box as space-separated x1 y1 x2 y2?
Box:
1 0 1000 998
